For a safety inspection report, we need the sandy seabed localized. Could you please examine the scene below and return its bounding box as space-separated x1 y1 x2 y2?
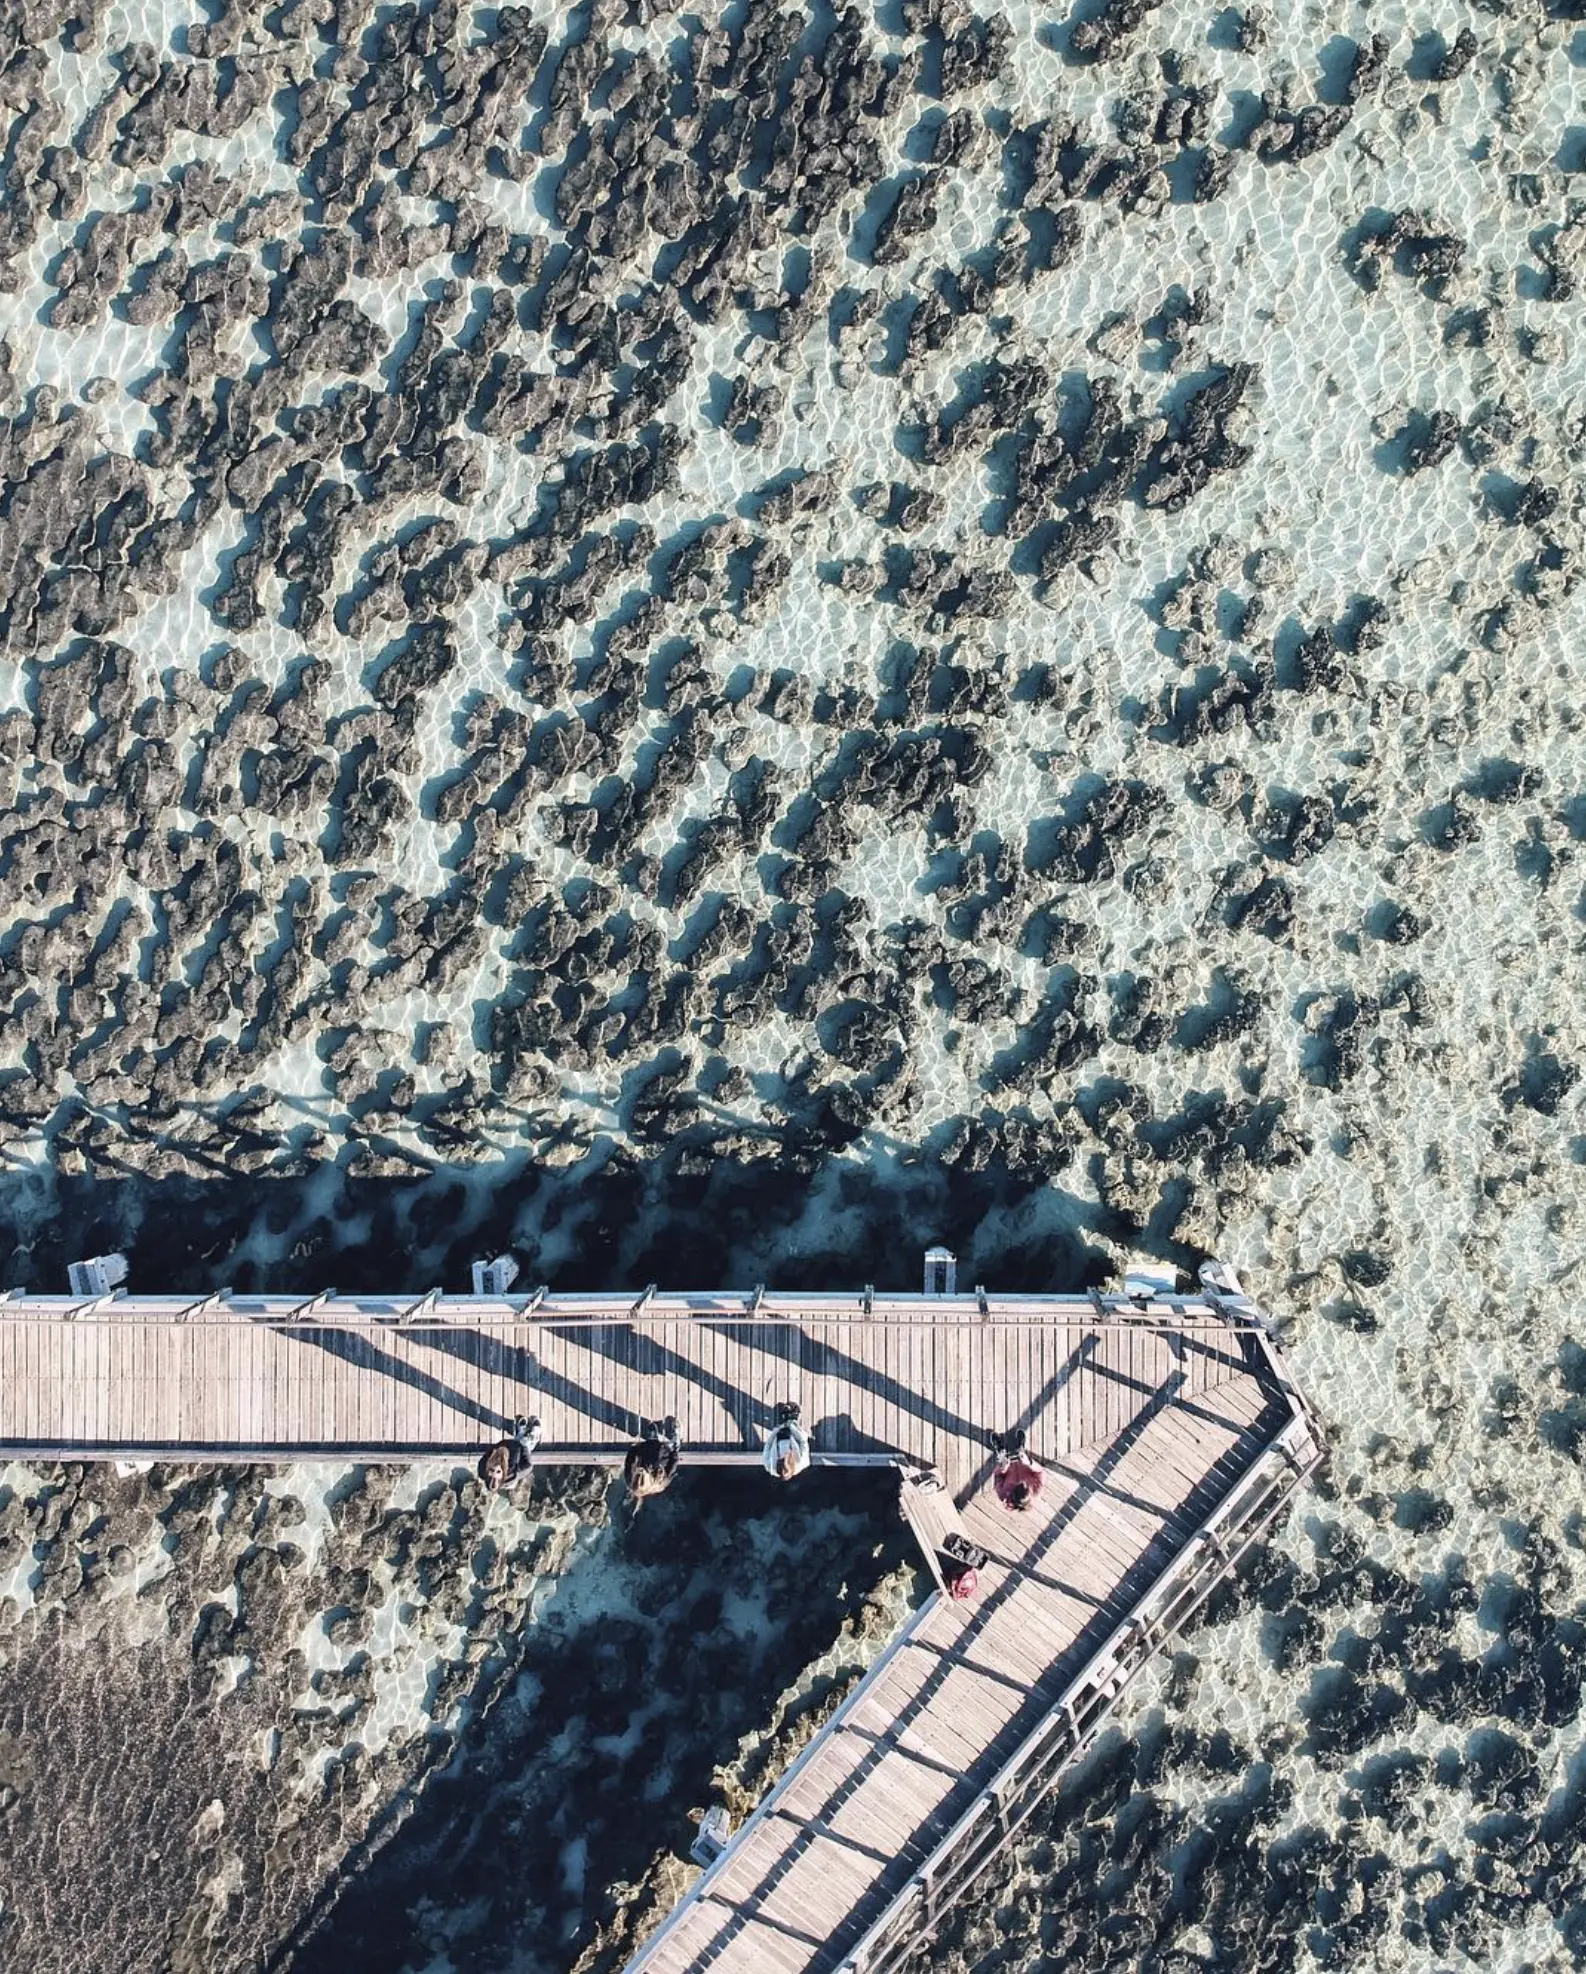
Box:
1 0 1585 1966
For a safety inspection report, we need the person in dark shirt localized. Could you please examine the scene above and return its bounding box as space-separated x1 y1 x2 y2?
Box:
478 1414 541 1491
624 1414 681 1504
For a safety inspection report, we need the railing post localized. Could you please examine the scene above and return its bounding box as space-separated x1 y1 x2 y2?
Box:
176 1287 232 1322
402 1289 441 1325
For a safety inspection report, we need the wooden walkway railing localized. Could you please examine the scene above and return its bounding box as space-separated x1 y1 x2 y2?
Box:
612 1277 1319 1974
0 1259 1320 1973
826 1345 1319 1973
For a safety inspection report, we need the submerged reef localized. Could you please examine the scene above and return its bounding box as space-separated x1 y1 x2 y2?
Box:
0 1458 915 1974
917 1518 1586 1974
0 0 1579 1256
2 0 1586 1965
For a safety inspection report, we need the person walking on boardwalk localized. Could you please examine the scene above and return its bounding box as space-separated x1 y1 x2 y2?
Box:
762 1400 811 1481
941 1530 988 1602
478 1415 541 1492
624 1415 680 1506
990 1427 1044 1512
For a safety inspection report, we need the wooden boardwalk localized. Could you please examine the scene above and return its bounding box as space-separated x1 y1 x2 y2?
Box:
623 1279 1318 1974
0 1263 1321 1973
0 1283 1287 1471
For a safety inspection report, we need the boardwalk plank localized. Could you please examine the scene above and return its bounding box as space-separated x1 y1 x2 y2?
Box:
143 1313 157 1447
246 1316 260 1448
27 1318 40 1444
757 1832 889 1937
52 1319 67 1445
75 1315 92 1446
214 1312 229 1447
258 1321 275 1448
67 1316 84 1446
97 1315 114 1447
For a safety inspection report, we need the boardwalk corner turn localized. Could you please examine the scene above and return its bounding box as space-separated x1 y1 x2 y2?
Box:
615 1259 1322 1974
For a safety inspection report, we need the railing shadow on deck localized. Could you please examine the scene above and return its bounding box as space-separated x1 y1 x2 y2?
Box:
285 1321 1120 1465
294 1321 511 1435
265 1293 1237 1468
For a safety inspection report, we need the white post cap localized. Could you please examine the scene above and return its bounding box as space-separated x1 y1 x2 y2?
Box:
471 1255 520 1295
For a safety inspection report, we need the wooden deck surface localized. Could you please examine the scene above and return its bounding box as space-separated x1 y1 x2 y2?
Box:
627 1330 1304 1974
0 1280 1318 1974
0 1287 1261 1479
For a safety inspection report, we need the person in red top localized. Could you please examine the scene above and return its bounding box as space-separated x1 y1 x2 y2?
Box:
991 1428 1044 1512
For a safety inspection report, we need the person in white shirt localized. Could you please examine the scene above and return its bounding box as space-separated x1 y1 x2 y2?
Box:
763 1401 811 1480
